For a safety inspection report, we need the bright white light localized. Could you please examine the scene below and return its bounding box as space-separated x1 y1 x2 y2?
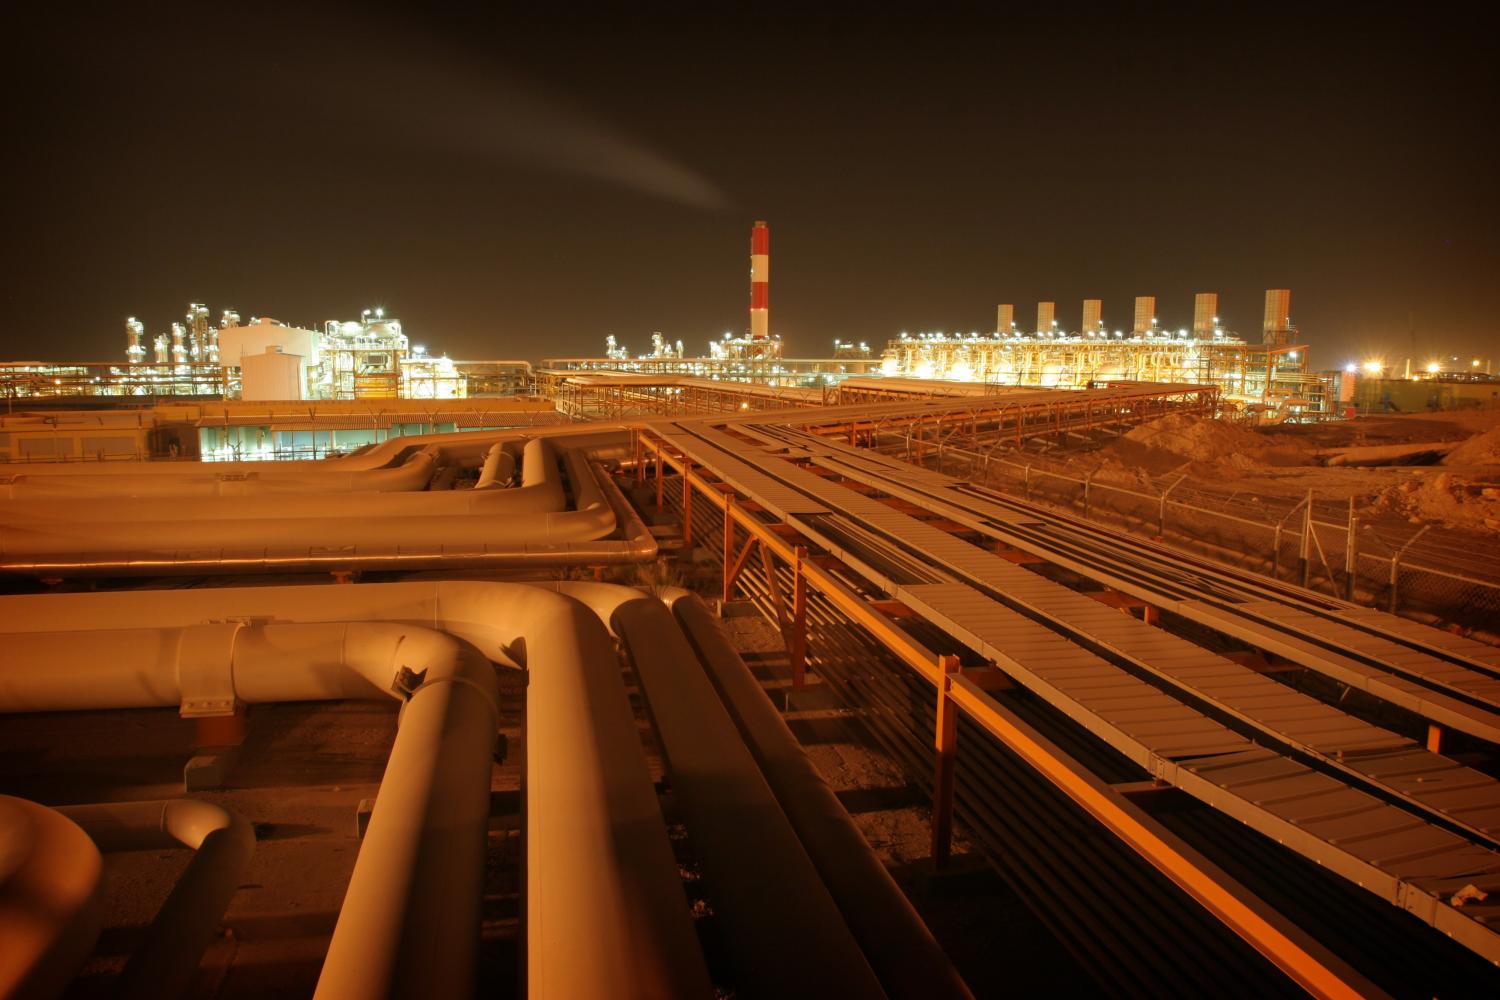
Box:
1362 361 1382 374
413 344 426 355
375 308 384 318
1344 363 1358 373
1427 362 1440 374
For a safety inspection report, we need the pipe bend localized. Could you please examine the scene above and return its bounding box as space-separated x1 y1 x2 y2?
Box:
335 621 501 723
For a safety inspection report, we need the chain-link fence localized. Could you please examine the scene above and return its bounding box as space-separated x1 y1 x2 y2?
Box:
889 435 1500 630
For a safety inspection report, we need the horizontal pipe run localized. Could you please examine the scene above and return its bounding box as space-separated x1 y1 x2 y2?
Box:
0 582 709 1000
552 581 886 999
0 444 657 576
661 589 973 1000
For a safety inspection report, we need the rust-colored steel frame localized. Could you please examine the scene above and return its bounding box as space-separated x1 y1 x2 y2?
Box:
639 425 1366 1000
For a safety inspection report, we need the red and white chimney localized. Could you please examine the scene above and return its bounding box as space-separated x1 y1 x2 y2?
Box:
750 220 769 341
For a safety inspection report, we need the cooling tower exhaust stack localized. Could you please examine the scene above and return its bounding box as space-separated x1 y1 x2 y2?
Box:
1081 299 1102 337
1133 296 1156 336
997 304 1014 335
750 221 769 341
1263 289 1292 346
1194 293 1219 338
1036 301 1056 336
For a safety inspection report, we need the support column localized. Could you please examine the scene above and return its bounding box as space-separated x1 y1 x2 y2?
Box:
655 441 664 513
682 459 693 548
722 493 736 605
791 546 808 690
931 654 961 868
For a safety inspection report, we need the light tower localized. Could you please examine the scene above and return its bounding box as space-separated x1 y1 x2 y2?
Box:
750 221 769 342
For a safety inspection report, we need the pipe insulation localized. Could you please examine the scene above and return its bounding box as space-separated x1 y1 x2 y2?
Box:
0 447 656 575
0 583 711 1000
661 589 973 1000
0 448 440 500
0 796 105 1000
550 582 887 999
56 800 255 1000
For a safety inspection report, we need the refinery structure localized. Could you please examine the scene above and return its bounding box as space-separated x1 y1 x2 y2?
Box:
1 221 1494 428
5 221 1500 1000
0 220 1335 421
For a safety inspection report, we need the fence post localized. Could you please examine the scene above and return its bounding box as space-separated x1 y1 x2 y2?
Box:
1083 473 1092 519
1024 464 1031 501
931 654 961 868
1345 498 1358 601
1388 525 1432 614
1300 488 1313 589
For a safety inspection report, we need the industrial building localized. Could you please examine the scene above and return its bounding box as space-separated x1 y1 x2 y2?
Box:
876 289 1321 419
0 307 532 404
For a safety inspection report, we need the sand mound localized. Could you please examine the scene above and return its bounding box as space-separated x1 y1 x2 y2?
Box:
1444 426 1500 467
1122 414 1310 469
1366 472 1500 532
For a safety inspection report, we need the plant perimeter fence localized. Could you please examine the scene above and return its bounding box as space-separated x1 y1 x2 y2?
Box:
877 434 1500 631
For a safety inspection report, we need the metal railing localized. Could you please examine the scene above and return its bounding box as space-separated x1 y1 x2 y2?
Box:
892 434 1500 630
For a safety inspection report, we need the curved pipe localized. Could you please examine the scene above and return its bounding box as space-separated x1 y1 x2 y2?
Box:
0 583 710 1000
0 448 440 499
0 445 656 575
56 799 255 1000
661 589 973 1000
473 443 516 490
0 623 497 999
1 438 565 524
550 581 887 998
0 796 105 1000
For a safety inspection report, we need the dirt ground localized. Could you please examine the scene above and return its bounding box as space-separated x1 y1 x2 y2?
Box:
1072 410 1500 534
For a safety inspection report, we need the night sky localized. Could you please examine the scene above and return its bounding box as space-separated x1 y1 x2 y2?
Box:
3 4 1495 369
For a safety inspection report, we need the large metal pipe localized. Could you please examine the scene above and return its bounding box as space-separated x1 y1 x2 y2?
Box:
0 448 656 575
0 622 497 998
0 583 710 999
56 799 255 1000
551 582 887 998
0 795 105 1000
0 448 441 499
661 589 973 1000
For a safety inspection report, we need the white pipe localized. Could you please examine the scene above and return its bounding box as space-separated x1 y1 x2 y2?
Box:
0 449 440 499
0 796 105 1000
0 583 710 999
473 443 516 489
0 447 654 575
550 581 887 998
56 799 255 1000
662 589 973 1000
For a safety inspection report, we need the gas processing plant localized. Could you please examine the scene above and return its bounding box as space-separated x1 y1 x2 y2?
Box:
4 219 1500 1000
1 221 1328 422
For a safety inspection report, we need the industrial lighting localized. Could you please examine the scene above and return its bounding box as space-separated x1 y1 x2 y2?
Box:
1427 362 1441 374
1344 363 1358 374
1362 361 1383 374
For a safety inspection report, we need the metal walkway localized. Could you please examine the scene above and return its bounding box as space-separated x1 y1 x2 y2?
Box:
643 415 1500 966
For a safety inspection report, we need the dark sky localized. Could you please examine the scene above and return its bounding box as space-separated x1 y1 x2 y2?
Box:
2 3 1495 369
